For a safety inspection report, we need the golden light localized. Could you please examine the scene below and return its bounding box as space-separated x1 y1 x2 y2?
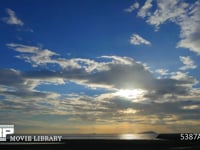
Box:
118 108 138 114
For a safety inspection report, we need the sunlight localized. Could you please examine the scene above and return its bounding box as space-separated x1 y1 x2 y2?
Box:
119 134 137 140
115 89 146 99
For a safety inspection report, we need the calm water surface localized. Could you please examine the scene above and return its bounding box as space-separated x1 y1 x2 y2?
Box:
62 133 158 140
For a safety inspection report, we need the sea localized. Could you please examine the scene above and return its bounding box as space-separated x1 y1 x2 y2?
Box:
62 133 158 140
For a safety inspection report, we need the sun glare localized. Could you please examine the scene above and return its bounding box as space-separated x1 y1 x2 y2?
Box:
115 89 146 99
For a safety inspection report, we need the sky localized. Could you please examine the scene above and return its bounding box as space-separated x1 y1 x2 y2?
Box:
0 0 200 134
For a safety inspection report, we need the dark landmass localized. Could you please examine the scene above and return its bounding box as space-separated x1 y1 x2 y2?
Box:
138 131 157 134
157 133 182 141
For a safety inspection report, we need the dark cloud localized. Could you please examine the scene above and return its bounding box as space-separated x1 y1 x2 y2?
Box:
86 62 155 89
0 69 23 87
0 90 48 98
94 96 200 124
0 69 58 99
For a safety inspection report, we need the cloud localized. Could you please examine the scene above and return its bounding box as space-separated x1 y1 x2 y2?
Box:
135 0 200 54
6 43 199 98
170 71 198 85
7 43 107 71
130 33 151 45
2 83 200 129
22 63 198 99
85 57 155 90
2 43 200 132
146 0 187 28
179 56 197 70
0 68 200 132
124 2 140 13
18 55 154 90
7 43 59 67
91 94 200 128
176 1 200 55
182 105 200 110
137 0 153 18
7 43 40 53
0 69 61 101
2 8 24 26
155 69 169 75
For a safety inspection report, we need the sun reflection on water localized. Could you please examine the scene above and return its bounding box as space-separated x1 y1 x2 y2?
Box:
119 134 137 140
118 133 157 140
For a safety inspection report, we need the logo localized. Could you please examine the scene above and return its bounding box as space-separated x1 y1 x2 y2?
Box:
0 125 14 141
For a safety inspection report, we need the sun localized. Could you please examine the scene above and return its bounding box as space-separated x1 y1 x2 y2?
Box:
114 89 146 99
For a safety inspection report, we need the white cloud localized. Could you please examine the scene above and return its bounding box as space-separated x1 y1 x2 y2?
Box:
7 43 40 53
6 43 144 73
179 56 197 70
155 69 169 75
6 43 199 97
146 0 187 28
100 55 133 65
2 8 24 26
124 2 140 13
136 0 200 54
130 33 151 45
7 43 106 71
170 71 198 86
7 43 59 67
137 0 153 18
176 1 200 54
